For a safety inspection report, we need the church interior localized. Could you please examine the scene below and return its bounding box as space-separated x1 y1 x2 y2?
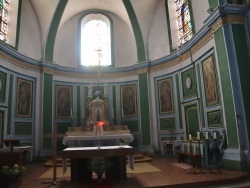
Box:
1 0 250 187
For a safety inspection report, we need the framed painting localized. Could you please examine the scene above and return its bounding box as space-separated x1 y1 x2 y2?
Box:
120 84 137 116
157 77 174 114
16 78 33 118
0 71 7 102
15 122 32 136
55 85 72 119
160 117 175 131
202 56 219 106
207 110 222 128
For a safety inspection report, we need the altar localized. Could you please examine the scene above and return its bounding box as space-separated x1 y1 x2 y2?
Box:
62 146 134 182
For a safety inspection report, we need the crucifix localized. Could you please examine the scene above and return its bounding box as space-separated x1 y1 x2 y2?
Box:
95 47 102 88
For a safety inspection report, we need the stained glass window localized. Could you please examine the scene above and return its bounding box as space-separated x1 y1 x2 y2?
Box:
175 0 193 44
81 14 111 66
0 0 10 41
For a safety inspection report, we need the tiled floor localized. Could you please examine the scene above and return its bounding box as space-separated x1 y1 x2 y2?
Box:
20 156 249 188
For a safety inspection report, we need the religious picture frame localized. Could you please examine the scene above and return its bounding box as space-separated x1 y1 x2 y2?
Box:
157 77 174 114
0 71 7 103
120 84 137 117
55 85 72 119
207 110 222 128
202 55 219 107
16 78 33 118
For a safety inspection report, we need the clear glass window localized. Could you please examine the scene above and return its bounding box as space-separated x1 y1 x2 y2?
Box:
81 14 111 66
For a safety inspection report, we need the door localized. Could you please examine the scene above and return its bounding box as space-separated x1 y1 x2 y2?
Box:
184 103 199 138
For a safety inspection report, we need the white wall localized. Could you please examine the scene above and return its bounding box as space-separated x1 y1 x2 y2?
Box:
18 0 42 60
191 0 210 32
148 0 170 61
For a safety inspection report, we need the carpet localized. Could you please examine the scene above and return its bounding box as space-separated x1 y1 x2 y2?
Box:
126 162 161 173
39 162 161 179
170 163 191 169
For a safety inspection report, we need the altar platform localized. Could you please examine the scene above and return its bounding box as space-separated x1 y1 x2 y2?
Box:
21 155 249 188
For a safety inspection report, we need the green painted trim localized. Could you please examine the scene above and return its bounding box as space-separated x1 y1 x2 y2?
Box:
222 158 242 171
165 0 173 52
7 74 13 134
232 24 250 146
42 73 53 149
139 73 151 144
44 0 68 62
123 0 146 63
77 86 80 126
196 64 205 128
112 85 116 124
188 0 196 35
15 0 22 50
208 0 218 10
214 28 238 148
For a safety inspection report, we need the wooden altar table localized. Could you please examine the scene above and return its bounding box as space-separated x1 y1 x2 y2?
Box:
62 146 134 182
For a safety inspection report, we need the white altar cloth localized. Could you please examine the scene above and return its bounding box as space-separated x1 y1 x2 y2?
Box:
62 134 134 146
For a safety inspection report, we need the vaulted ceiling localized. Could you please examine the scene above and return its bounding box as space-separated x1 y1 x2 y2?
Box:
30 0 160 51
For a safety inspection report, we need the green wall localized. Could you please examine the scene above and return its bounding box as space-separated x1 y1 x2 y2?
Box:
232 24 250 147
123 0 146 63
139 73 151 145
45 0 68 62
214 28 238 148
42 73 53 149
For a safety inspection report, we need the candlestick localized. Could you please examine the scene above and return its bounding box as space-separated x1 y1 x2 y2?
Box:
122 107 124 119
112 107 114 119
205 132 209 140
70 108 73 119
82 107 85 119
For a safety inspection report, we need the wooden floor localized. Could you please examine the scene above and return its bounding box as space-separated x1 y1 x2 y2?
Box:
20 156 250 188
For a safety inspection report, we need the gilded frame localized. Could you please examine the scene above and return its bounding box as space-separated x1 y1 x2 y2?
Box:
16 78 33 118
202 56 219 106
157 77 174 114
120 84 137 117
55 85 72 119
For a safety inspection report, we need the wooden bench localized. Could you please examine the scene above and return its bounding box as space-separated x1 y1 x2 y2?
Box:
178 151 202 172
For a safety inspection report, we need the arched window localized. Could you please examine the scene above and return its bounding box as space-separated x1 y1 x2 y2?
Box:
80 13 112 66
0 0 10 41
175 0 193 44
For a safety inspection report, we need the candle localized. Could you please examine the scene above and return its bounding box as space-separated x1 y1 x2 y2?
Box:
189 134 192 140
197 132 200 140
82 107 85 119
122 107 124 119
70 108 73 119
205 132 209 140
213 132 217 139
